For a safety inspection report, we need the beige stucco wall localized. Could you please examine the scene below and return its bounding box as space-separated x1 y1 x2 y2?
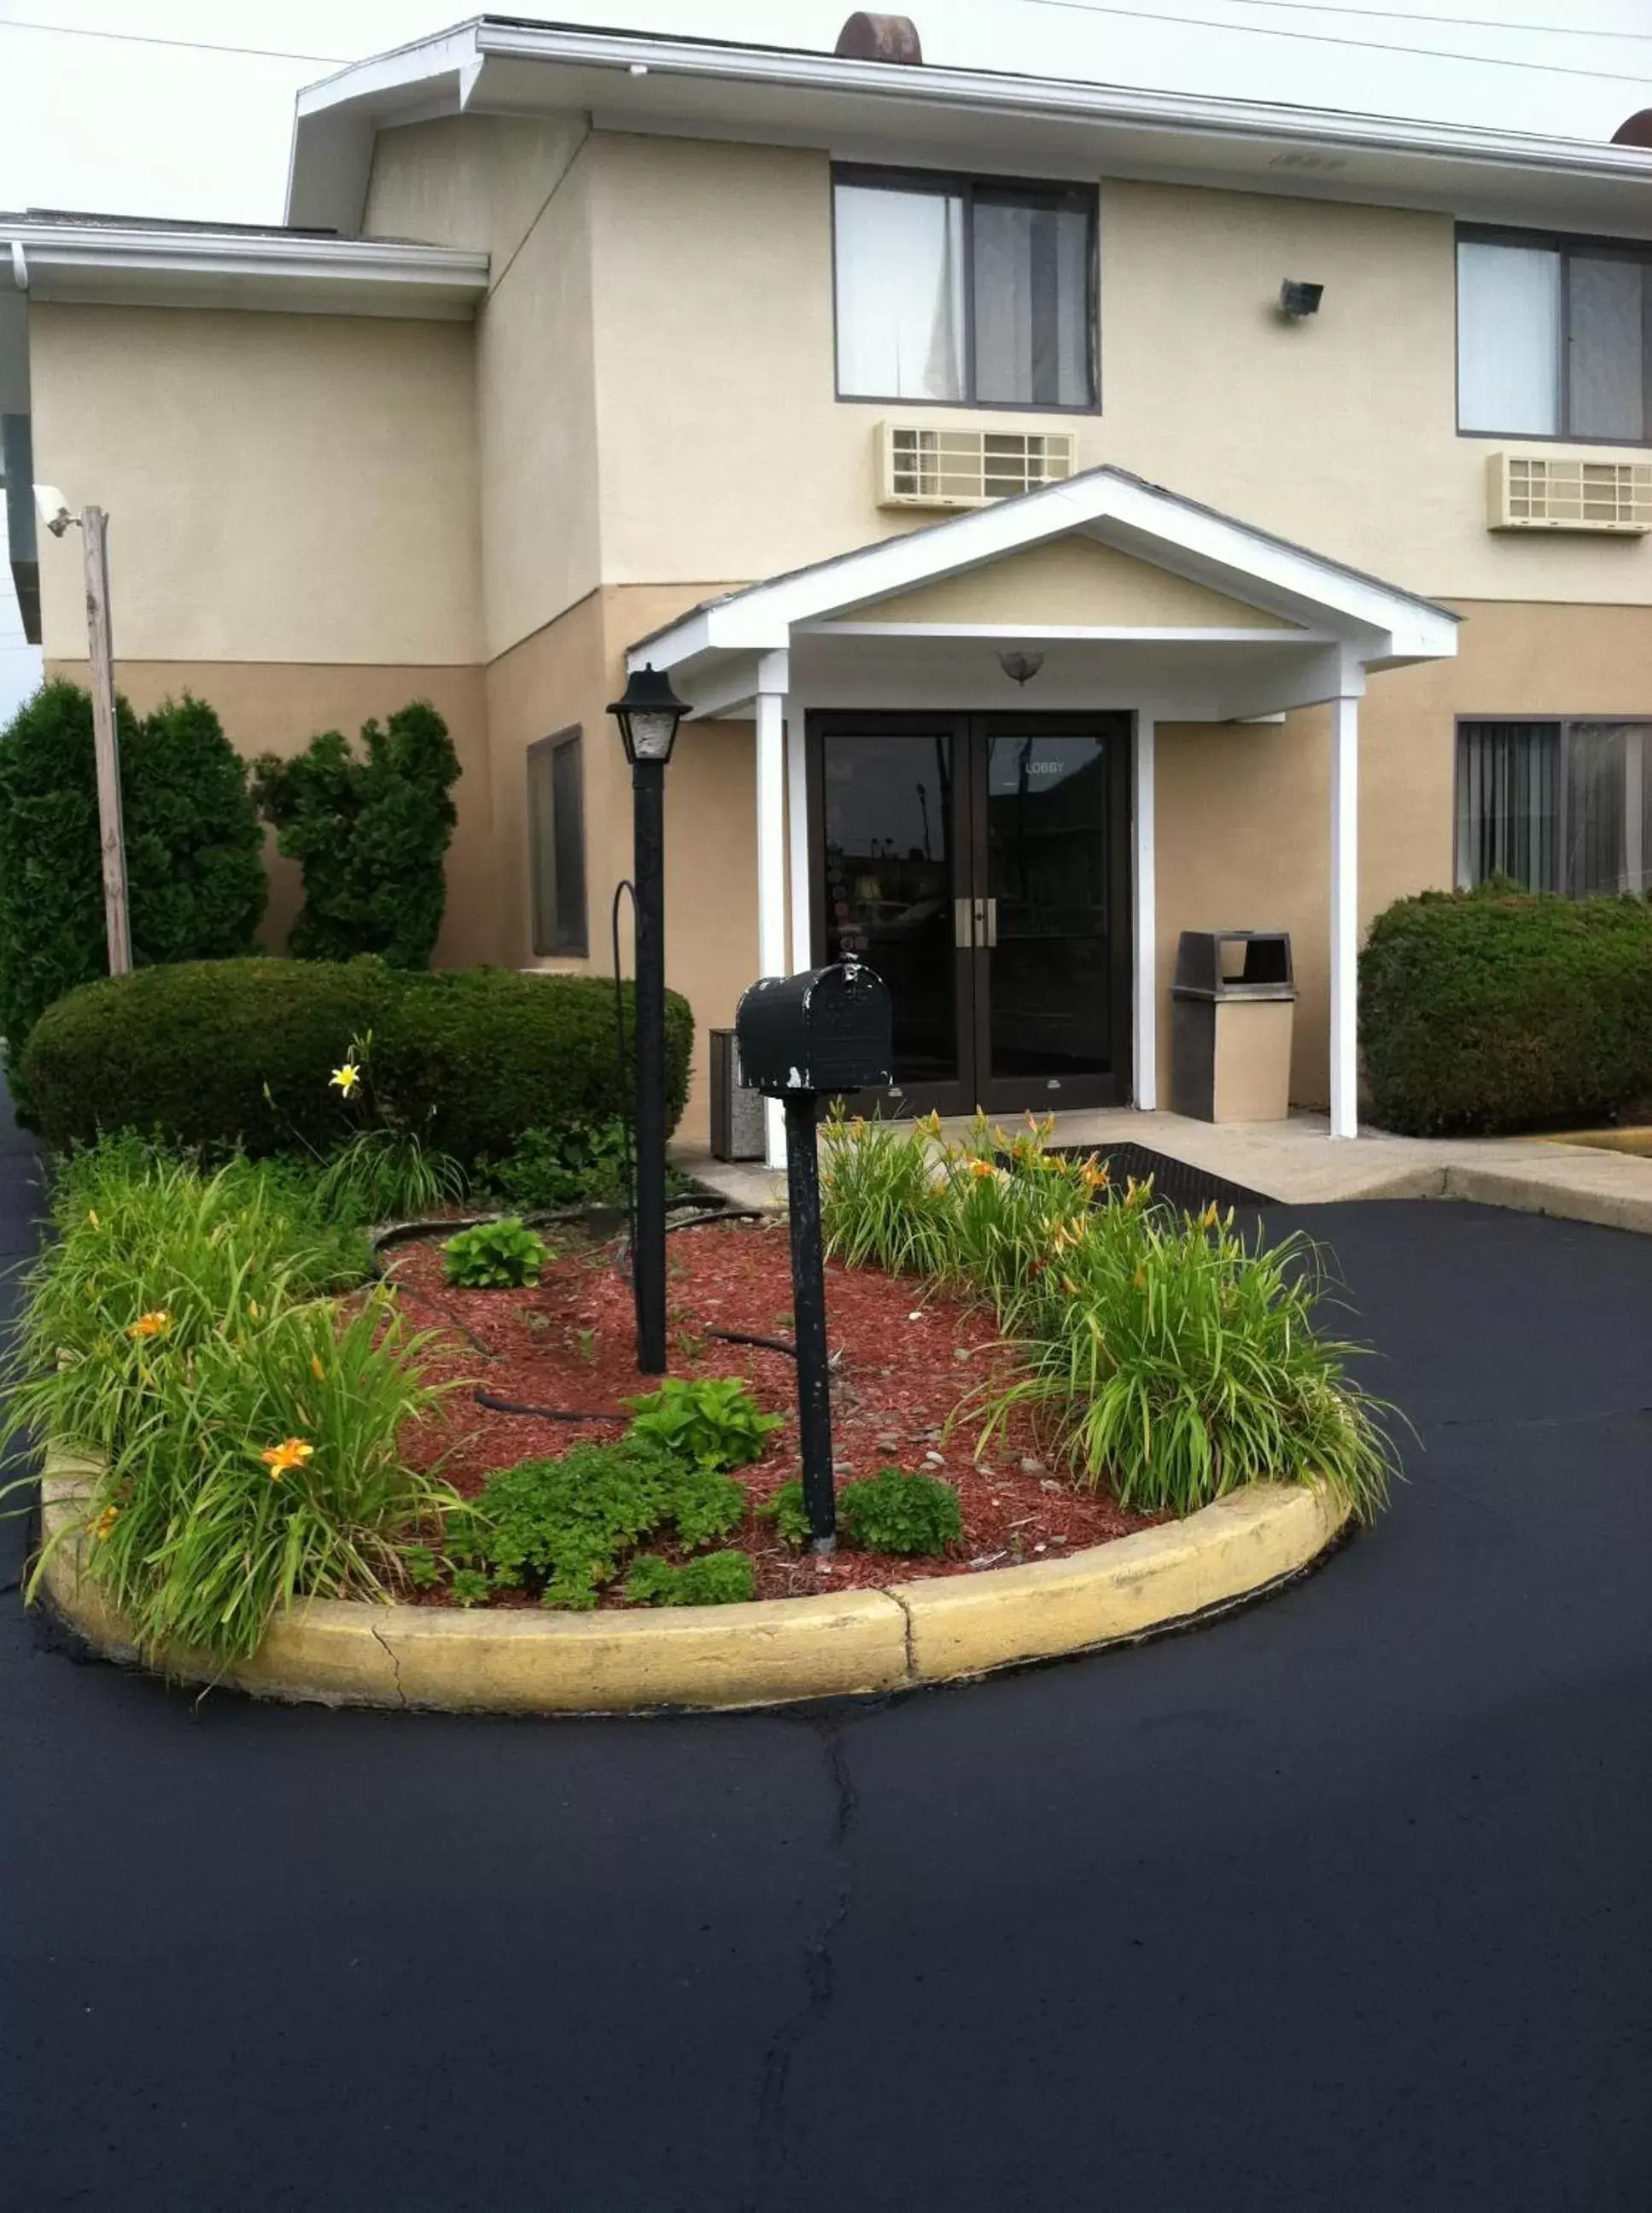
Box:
483 586 759 1143
365 111 604 663
44 658 499 970
1154 599 1652 1106
30 304 483 665
584 133 1652 610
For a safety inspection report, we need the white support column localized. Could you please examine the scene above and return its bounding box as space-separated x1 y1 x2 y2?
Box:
1132 712 1158 1112
785 704 811 971
756 651 790 1168
1329 689 1361 1141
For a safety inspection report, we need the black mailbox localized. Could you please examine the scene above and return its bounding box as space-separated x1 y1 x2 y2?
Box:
734 960 892 1099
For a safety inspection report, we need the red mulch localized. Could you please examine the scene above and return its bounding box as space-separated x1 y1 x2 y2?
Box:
382 1219 1162 1603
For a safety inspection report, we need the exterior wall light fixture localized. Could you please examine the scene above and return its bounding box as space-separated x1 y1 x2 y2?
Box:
998 651 1045 685
608 662 688 1376
1277 280 1324 321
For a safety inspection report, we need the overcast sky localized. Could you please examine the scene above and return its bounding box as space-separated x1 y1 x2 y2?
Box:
3 0 1651 714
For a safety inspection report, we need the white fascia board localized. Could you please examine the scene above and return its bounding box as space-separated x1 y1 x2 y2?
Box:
802 622 1331 643
470 20 1649 189
5 220 487 318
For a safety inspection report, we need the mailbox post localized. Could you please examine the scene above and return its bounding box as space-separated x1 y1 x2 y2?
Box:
734 961 892 1553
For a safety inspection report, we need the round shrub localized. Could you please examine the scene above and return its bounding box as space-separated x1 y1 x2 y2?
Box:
20 957 694 1161
1360 887 1652 1136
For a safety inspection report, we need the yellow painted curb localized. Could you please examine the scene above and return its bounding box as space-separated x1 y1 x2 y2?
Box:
37 1460 1349 1715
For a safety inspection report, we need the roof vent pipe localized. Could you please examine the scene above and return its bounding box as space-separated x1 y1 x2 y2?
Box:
835 14 924 64
1610 109 1652 148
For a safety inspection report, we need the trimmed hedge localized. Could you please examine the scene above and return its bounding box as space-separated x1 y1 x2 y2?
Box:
1360 887 1652 1136
20 959 693 1161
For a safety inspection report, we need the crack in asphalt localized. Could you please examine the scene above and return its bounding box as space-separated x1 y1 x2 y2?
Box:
748 1716 860 2205
1418 1402 1652 1435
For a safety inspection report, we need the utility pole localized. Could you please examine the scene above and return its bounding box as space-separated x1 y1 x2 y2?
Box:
79 505 131 976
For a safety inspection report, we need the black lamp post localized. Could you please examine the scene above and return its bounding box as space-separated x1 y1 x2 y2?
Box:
609 663 688 1375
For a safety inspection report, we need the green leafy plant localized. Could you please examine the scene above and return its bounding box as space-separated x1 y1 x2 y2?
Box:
450 1568 492 1609
823 1109 1395 1523
400 1544 441 1590
21 961 693 1165
466 1441 744 1609
624 1550 756 1607
251 701 460 969
442 1217 550 1289
757 1479 813 1550
838 1468 962 1556
622 1375 783 1473
1361 884 1652 1135
478 1118 692 1212
3 1142 455 1663
0 680 266 1092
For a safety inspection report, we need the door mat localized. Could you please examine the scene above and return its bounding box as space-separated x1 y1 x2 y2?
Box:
1048 1142 1275 1215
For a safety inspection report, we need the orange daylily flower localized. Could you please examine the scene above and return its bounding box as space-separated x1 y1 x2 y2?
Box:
127 1311 172 1340
260 1438 315 1480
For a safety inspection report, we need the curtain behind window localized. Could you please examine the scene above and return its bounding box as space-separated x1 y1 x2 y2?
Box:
1456 722 1559 890
835 183 966 400
1567 256 1648 443
1566 722 1628 896
972 196 1091 406
1457 241 1562 435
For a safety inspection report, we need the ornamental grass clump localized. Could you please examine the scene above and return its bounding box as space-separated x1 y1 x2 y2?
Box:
823 1109 1396 1522
3 1138 458 1663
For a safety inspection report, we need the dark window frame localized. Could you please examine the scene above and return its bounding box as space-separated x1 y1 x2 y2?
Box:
528 725 588 958
1454 713 1652 897
1455 223 1652 449
831 162 1100 416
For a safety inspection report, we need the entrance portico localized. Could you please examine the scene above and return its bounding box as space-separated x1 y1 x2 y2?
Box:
632 467 1458 1164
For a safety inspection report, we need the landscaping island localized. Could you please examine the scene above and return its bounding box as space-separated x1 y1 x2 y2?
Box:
10 1039 1386 1709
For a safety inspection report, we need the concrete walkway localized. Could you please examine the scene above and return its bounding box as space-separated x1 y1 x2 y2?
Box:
681 1105 1652 1233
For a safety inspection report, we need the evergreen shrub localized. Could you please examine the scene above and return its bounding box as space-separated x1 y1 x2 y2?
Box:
1360 886 1652 1135
0 680 266 1081
252 702 459 968
20 958 693 1161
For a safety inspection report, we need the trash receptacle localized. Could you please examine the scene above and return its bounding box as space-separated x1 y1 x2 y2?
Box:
1170 931 1297 1124
709 1027 767 1161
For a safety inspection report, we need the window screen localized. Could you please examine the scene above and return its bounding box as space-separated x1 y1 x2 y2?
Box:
1458 232 1652 443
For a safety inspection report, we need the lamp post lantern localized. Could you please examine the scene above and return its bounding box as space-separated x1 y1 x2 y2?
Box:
609 663 687 1375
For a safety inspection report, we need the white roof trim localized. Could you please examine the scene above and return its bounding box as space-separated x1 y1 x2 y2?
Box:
629 467 1460 675
288 15 1652 237
0 218 488 319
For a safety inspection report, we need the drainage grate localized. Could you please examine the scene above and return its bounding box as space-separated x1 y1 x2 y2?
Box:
1048 1142 1275 1216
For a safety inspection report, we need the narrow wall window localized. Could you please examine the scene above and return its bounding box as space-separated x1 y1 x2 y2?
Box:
528 727 587 955
1456 719 1652 896
834 167 1097 410
1457 231 1652 442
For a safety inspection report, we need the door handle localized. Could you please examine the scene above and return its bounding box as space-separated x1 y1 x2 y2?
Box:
980 896 999 949
954 897 973 949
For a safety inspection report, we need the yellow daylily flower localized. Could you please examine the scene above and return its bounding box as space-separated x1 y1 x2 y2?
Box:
310 1355 327 1383
330 1061 362 1099
260 1437 315 1480
86 1209 100 1228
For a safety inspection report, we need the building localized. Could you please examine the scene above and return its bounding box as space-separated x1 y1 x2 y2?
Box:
3 14 1649 1154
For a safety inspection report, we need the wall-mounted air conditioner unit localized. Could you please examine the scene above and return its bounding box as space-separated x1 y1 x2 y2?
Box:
876 423 1077 511
1486 452 1652 534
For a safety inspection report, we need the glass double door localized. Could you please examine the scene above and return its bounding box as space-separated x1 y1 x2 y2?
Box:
810 711 1132 1117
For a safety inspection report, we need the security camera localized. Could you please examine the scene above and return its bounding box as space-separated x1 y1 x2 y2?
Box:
32 482 74 537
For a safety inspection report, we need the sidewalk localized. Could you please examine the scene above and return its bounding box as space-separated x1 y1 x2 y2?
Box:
677 1106 1652 1236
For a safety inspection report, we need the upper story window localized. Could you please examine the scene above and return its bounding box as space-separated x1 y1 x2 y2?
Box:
1458 229 1652 445
833 166 1097 411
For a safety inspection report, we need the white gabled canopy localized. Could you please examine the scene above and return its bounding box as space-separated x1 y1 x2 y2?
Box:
628 465 1458 726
